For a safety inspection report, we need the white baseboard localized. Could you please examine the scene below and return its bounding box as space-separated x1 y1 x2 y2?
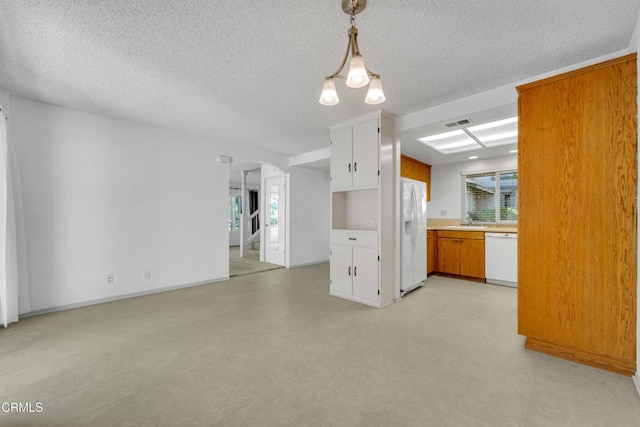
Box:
287 259 329 269
21 277 229 318
633 372 640 398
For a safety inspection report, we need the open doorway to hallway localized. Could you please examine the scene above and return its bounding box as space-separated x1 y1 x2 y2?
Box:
228 163 286 277
228 246 282 277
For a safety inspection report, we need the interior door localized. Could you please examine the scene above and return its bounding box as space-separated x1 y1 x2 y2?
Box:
265 176 286 266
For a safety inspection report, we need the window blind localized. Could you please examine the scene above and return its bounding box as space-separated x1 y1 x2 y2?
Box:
461 170 518 224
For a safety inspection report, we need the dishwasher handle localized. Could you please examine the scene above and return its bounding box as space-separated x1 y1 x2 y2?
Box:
485 233 518 239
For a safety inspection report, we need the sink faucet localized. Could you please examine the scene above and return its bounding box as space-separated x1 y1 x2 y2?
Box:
466 214 477 225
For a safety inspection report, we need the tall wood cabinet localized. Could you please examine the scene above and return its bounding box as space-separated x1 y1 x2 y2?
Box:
517 54 637 376
329 111 398 308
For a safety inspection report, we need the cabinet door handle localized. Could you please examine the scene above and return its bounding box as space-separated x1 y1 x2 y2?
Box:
348 266 351 276
354 162 357 172
354 266 357 276
348 163 351 173
348 237 357 241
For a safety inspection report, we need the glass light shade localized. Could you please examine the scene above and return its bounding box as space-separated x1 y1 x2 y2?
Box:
319 78 339 106
365 77 385 104
346 54 370 88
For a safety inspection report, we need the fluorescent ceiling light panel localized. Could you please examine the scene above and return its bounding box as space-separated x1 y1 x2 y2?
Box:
418 129 481 154
467 116 518 147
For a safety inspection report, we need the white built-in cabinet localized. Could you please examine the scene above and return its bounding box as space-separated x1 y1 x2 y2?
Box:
329 111 398 308
330 231 379 302
330 118 380 190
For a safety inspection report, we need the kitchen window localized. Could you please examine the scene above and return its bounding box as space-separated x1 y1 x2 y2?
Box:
461 170 518 224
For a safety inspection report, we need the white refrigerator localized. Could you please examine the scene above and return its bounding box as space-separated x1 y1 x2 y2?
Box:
400 178 427 297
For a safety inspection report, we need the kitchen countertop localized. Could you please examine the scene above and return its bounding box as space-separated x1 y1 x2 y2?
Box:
427 226 518 233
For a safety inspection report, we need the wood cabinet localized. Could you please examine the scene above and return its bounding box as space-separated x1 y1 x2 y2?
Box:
436 231 484 279
330 118 379 191
329 111 397 308
427 230 436 275
437 234 459 275
459 238 484 278
517 54 637 376
400 155 431 201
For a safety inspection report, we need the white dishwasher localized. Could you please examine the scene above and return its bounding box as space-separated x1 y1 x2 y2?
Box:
485 233 517 287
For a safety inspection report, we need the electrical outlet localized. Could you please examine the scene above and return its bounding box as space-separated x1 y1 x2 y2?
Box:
106 274 114 285
143 270 151 280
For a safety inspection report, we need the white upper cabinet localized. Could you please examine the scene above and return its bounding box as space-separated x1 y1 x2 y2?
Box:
329 126 353 190
352 119 379 188
330 118 379 190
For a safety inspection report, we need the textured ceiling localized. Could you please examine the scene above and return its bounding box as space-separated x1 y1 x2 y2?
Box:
0 0 638 158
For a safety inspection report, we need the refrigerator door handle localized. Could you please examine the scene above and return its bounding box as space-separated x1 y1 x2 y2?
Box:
411 185 417 249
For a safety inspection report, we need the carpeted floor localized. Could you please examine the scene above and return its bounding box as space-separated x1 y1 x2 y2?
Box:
229 246 283 277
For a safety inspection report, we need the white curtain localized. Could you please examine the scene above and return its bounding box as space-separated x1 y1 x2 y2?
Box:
0 105 28 327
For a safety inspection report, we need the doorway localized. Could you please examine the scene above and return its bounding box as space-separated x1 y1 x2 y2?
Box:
264 175 285 266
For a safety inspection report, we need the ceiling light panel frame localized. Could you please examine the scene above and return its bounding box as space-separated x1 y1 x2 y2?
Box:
418 129 482 154
417 116 518 155
466 117 518 147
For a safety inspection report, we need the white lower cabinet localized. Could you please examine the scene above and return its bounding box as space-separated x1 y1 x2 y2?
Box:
329 245 353 295
330 232 380 306
351 247 379 301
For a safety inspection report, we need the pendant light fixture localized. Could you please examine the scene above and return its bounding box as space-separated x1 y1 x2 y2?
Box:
319 0 385 106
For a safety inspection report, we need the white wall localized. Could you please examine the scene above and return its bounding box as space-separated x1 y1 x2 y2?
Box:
0 89 9 110
287 166 330 267
429 155 517 221
9 97 239 313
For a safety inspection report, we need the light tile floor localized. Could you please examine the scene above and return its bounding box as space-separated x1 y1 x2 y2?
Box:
1 264 639 426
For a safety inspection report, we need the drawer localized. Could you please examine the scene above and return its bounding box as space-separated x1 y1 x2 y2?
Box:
436 231 458 239
437 230 484 240
457 231 484 240
331 231 378 248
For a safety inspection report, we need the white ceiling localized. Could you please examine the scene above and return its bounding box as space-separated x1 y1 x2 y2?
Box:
0 0 638 164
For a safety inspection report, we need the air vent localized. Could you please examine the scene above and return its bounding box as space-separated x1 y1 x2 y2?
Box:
444 118 472 128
